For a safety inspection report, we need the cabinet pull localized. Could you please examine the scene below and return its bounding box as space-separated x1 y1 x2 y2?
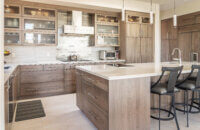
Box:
87 92 97 100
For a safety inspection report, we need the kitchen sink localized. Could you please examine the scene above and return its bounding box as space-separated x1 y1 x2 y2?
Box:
107 63 134 68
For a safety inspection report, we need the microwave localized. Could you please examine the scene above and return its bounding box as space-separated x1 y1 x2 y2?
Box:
99 50 117 60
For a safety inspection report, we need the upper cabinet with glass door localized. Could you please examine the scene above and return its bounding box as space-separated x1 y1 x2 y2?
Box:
24 19 56 31
4 4 21 16
23 7 56 19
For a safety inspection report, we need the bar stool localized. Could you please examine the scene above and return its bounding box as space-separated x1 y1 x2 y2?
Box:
151 66 183 130
173 65 200 127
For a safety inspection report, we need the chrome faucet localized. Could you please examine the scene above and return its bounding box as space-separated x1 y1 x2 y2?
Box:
172 48 182 65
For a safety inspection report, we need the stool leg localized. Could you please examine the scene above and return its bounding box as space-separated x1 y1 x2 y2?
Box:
168 97 172 117
184 91 186 115
172 94 180 130
159 95 161 130
186 91 189 127
190 91 194 112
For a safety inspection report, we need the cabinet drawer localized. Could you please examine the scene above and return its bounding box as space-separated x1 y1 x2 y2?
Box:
82 72 108 92
83 99 108 130
20 65 43 72
20 84 37 96
82 80 108 113
44 64 64 71
21 70 64 83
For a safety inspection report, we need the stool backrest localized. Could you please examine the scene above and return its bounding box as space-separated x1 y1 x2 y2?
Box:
191 65 200 87
152 66 183 93
162 67 183 93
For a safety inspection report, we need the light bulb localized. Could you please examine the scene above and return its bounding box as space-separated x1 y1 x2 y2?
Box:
173 14 177 27
150 11 154 24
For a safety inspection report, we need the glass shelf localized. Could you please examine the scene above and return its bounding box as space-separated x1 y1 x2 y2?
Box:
128 15 140 23
5 18 20 28
97 15 118 23
97 36 119 46
24 19 55 30
4 5 20 15
97 25 118 35
5 32 20 44
24 33 55 44
24 7 55 18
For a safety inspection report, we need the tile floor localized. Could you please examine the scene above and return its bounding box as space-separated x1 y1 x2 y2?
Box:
12 94 200 130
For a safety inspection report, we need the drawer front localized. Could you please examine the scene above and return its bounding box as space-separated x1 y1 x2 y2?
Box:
82 72 108 92
21 70 64 83
20 84 37 97
82 80 108 113
20 65 43 72
83 99 108 130
44 64 64 71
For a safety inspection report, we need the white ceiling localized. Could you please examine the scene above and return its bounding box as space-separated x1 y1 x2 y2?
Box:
134 0 194 10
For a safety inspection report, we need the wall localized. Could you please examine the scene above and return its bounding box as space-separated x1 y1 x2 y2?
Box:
161 0 200 20
0 0 5 130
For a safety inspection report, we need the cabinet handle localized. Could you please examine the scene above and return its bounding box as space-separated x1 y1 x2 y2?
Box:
87 92 97 100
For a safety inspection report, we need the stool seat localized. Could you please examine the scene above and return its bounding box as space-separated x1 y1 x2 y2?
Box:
177 80 196 90
151 83 179 95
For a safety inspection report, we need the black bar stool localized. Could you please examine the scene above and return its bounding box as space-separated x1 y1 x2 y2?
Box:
173 65 200 127
151 66 183 130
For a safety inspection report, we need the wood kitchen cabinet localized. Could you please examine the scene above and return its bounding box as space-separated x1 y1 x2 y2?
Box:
178 33 192 61
161 18 178 62
120 11 154 63
19 64 65 99
64 65 76 93
4 82 9 130
191 32 200 61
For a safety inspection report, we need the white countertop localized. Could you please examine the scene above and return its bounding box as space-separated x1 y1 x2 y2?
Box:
76 62 200 80
4 59 125 84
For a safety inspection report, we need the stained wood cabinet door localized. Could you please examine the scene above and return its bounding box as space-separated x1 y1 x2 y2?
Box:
141 38 154 63
64 65 76 93
126 23 140 37
161 20 169 39
140 24 153 38
169 39 178 60
178 15 195 27
161 40 169 62
192 32 200 61
178 33 192 61
126 37 141 63
4 83 9 130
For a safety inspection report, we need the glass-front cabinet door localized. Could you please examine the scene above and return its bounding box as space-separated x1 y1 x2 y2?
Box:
5 17 20 29
24 33 56 45
4 5 20 16
97 25 119 36
24 19 55 30
97 36 119 46
23 7 56 18
5 32 20 45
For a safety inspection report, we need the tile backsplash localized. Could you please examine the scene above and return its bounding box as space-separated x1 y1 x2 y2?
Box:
5 11 115 63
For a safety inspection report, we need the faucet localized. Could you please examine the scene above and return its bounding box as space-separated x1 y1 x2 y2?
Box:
171 48 182 65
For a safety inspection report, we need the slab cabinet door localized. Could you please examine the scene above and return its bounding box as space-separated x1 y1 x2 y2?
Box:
178 33 192 61
126 23 140 37
192 32 200 61
161 39 169 62
141 38 154 63
64 65 76 93
126 37 141 63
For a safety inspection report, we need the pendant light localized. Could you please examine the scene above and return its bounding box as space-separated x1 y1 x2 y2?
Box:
150 0 154 24
122 0 125 21
173 0 177 27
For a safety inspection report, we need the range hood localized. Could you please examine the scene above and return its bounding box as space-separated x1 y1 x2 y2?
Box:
64 11 94 35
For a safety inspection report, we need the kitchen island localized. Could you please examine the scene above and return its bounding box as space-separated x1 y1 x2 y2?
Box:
76 62 198 130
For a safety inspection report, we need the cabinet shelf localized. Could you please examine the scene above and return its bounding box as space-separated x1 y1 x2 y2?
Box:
97 33 119 37
96 22 119 26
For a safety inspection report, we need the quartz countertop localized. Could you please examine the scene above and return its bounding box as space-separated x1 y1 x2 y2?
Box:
4 59 125 84
76 62 200 80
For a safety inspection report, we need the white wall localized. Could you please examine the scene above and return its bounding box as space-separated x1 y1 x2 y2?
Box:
161 0 200 20
0 0 5 130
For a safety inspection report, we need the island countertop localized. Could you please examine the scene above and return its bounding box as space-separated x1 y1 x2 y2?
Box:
76 62 200 80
